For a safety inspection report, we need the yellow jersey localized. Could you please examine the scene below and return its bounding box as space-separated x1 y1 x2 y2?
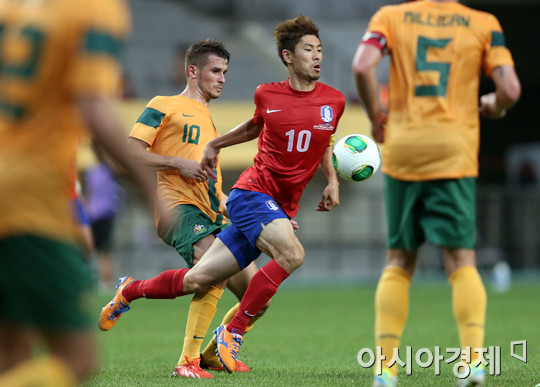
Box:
129 95 226 226
0 0 130 242
366 1 514 181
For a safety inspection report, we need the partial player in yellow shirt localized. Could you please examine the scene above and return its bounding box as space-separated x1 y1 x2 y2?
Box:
352 1 521 387
0 1 166 386
99 39 276 378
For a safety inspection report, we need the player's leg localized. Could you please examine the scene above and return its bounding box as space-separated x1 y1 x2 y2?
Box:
173 237 246 374
225 262 271 329
200 262 269 372
424 178 486 386
174 233 225 378
151 205 227 377
444 248 487 387
207 189 294 372
182 238 243 293
215 218 302 372
43 330 96 381
99 237 239 319
163 204 240 295
373 176 424 386
0 330 93 386
0 235 94 386
0 325 33 372
0 354 79 387
99 205 236 332
443 247 486 357
424 178 486 351
224 217 301 335
374 249 416 384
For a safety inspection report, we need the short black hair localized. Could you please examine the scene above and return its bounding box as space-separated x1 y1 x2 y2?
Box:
185 39 230 73
273 15 320 66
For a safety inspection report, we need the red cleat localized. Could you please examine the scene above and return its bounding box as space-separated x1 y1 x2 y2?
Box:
201 358 250 372
171 356 214 379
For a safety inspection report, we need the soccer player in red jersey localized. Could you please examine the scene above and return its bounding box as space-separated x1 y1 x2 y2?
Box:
99 15 345 373
199 15 346 371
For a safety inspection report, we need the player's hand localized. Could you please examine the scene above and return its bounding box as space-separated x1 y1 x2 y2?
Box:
371 111 387 143
479 92 507 119
201 143 219 182
290 219 299 232
316 183 339 211
177 159 208 183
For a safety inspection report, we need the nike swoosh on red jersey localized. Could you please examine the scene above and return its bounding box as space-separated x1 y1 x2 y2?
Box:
266 109 282 113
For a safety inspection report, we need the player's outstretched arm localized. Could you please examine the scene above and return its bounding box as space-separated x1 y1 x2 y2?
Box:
127 137 208 182
480 65 521 119
202 118 263 181
78 96 173 227
317 145 339 212
352 43 387 143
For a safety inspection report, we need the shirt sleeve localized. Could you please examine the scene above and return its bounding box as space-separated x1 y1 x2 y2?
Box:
365 6 393 53
483 14 515 77
329 134 336 146
129 96 167 147
252 85 265 126
69 0 131 97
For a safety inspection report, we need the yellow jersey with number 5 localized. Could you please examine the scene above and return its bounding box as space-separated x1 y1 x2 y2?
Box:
366 1 514 181
129 95 225 227
0 0 130 241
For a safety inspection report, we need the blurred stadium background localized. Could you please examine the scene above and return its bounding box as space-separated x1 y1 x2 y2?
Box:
78 0 539 286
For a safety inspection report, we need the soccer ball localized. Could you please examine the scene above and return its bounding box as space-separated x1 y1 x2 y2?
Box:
332 134 381 182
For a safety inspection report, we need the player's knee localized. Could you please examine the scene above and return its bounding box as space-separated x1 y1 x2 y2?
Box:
187 279 211 294
278 244 304 272
289 250 305 270
183 272 211 294
387 249 416 274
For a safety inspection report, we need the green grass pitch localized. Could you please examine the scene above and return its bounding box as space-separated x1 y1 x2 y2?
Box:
84 281 539 386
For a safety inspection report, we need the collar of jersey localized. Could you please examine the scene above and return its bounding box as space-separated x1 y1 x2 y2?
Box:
284 78 321 95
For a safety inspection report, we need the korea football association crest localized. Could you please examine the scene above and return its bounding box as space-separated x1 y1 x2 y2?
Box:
266 200 279 211
321 105 333 123
314 105 335 131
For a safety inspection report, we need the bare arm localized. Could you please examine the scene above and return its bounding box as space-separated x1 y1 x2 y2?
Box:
202 118 263 181
316 145 339 212
480 65 521 119
352 43 387 143
127 137 208 182
212 117 264 149
77 96 172 226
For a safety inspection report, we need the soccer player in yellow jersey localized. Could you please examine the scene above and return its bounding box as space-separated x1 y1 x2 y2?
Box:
99 39 276 378
352 1 521 386
0 0 166 386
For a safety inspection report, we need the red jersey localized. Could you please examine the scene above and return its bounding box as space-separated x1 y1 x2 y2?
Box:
233 80 346 218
